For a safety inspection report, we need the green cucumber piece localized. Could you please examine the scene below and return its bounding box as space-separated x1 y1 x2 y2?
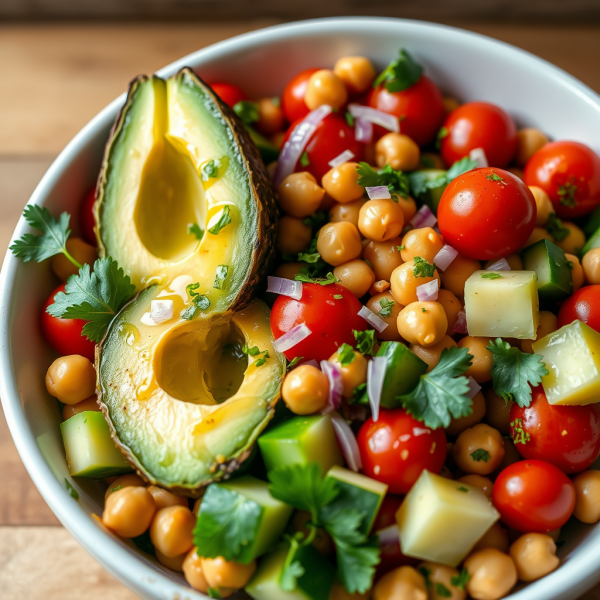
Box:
581 224 600 257
60 411 132 478
521 238 573 302
582 206 600 237
258 415 342 475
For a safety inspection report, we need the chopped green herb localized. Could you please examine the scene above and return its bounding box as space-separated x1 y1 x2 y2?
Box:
558 181 578 208
302 212 329 229
295 272 339 286
470 449 491 462
132 531 155 555
300 151 310 167
436 583 452 598
110 485 123 494
232 100 259 124
567 260 575 270
436 126 449 150
373 48 423 93
338 343 356 366
546 212 570 242
188 222 205 241
65 478 79 500
510 417 531 445
242 344 269 367
356 162 410 198
353 330 376 355
421 307 427 312
407 157 477 199
298 251 321 264
181 283 211 320
481 272 502 279
397 245 405 251
413 256 435 278
349 382 369 405
457 486 469 493
333 294 343 299
486 172 506 183
345 112 355 127
420 155 435 168
378 297 395 318
208 205 232 235
207 588 223 599
451 568 470 590
201 159 221 181
419 565 432 582
287 356 304 370
213 265 229 289
446 157 479 181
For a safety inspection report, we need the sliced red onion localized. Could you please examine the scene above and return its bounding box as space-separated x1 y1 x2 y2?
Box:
366 186 391 200
358 305 388 333
470 147 489 168
303 359 320 369
330 411 362 472
433 244 458 271
320 360 343 413
410 205 437 229
416 279 439 302
273 323 312 353
355 117 373 143
453 310 468 334
272 104 332 188
267 276 303 300
466 376 482 398
367 357 387 422
486 258 511 272
377 524 400 548
348 103 400 133
328 149 355 168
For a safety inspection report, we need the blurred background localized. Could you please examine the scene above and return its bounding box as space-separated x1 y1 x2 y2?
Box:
1 2 600 599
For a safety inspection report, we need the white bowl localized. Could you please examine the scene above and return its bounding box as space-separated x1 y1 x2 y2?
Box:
3 17 600 600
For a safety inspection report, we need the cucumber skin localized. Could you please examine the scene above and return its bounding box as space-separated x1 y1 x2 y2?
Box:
521 239 573 302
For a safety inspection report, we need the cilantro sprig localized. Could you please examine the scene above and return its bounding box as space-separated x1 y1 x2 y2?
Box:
373 48 423 93
295 272 339 286
337 343 356 366
242 344 270 367
353 330 376 355
407 157 478 199
413 256 435 278
377 297 395 318
181 282 211 320
356 163 410 199
188 223 205 241
233 100 259 125
546 212 570 242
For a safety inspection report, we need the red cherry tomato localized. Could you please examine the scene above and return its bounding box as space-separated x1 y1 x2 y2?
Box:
80 188 97 245
367 76 445 147
558 286 600 332
492 460 575 532
509 387 600 474
357 409 447 495
207 82 247 108
440 102 517 168
281 68 319 124
283 113 364 182
41 284 96 361
437 167 536 260
270 283 367 362
524 141 600 218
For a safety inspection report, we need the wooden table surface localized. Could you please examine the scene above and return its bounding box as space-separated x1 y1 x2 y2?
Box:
2 19 600 600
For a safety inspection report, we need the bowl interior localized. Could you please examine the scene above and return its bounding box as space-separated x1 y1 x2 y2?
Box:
3 17 600 600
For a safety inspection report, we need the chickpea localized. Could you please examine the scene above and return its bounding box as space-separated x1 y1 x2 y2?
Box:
333 56 376 94
437 289 463 335
375 133 420 172
62 395 99 420
334 259 375 298
51 237 97 282
417 562 466 600
443 96 460 114
440 254 480 298
390 260 441 306
484 254 523 271
363 238 404 281
366 292 403 341
400 227 444 264
305 69 348 110
292 510 334 555
105 473 146 499
373 565 427 600
420 152 446 170
573 470 600 523
509 533 559 582
411 335 457 372
457 337 493 383
278 172 325 218
397 302 448 347
464 548 517 600
201 556 257 591
520 311 557 354
583 247 600 284
46 355 96 405
457 473 493 498
516 128 549 167
528 186 553 226
274 262 303 280
255 97 285 136
150 505 195 558
156 548 185 572
102 486 156 538
329 348 368 398
147 485 188 510
183 548 210 593
565 253 584 292
525 227 553 248
397 195 418 222
453 424 505 475
555 222 585 255
317 221 362 266
330 198 365 229
277 216 312 255
322 162 364 204
282 365 329 414
446 391 486 436
472 522 510 554
358 198 405 242
483 387 514 435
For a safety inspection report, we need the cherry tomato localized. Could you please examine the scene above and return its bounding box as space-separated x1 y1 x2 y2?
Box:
41 284 96 361
283 113 364 182
367 76 445 147
80 188 97 245
509 387 600 473
437 167 536 260
270 283 367 362
492 460 575 532
281 68 319 124
440 102 517 168
524 141 600 218
208 82 247 108
357 408 447 495
558 286 600 332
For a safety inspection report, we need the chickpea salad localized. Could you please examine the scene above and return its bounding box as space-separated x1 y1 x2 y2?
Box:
11 47 600 600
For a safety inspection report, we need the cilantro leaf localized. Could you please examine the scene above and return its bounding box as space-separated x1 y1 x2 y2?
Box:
213 265 229 289
470 449 491 462
356 163 410 198
201 158 221 181
335 537 380 595
298 251 321 264
353 329 376 355
287 356 304 370
413 256 435 278
280 558 305 592
207 588 223 599
47 257 136 342
399 347 474 428
486 172 506 183
407 171 447 198
300 151 310 167
373 48 423 93
349 382 369 405
208 206 232 235
193 484 262 561
188 223 205 241
436 583 452 598
436 126 448 150
181 282 210 320
338 343 356 366
546 212 570 242
446 157 478 181
302 212 329 229
487 338 548 407
65 478 79 500
294 272 339 286
451 568 470 590
333 294 343 299
377 297 395 318
233 100 259 124
242 344 269 367
481 272 502 279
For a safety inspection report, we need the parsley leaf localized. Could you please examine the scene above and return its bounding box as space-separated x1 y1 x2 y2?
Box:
10 205 82 267
470 449 491 462
353 329 376 355
451 568 470 590
213 265 229 289
65 478 79 500
302 212 329 229
356 163 410 198
242 344 269 367
280 553 305 592
232 100 259 124
335 536 380 595
481 272 502 279
377 297 395 318
201 159 221 181
446 157 478 181
181 282 210 320
413 256 435 278
373 48 423 93
297 251 321 264
349 382 369 405
407 157 477 199
300 151 310 167
486 172 506 183
457 486 469 493
47 257 136 342
207 588 223 599
436 583 452 597
294 272 339 286
333 294 343 299
287 356 304 370
399 347 473 429
188 223 205 241
546 212 570 241
487 338 549 407
208 206 232 235
338 343 356 366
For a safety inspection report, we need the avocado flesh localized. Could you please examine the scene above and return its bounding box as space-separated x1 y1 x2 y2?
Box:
98 295 285 495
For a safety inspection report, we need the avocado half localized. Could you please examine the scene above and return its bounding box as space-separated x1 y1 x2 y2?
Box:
94 69 282 495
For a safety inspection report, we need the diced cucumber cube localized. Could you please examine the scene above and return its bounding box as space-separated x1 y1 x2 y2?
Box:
581 225 600 257
583 206 600 237
522 239 573 302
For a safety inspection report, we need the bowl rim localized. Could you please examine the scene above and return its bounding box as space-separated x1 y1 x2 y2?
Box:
2 16 600 600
